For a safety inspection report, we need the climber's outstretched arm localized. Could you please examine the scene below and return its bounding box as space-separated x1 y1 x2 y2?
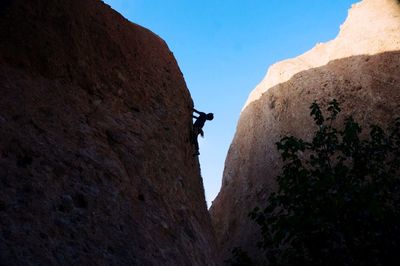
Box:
193 108 200 114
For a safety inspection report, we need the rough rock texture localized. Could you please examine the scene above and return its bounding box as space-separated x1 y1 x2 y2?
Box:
210 0 400 262
0 0 218 265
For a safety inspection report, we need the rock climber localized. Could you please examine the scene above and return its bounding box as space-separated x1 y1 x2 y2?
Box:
192 108 214 156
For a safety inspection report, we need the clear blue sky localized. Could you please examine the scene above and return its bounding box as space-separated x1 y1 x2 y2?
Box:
102 0 359 207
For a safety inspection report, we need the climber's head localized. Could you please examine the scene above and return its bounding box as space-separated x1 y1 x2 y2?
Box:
206 113 214 121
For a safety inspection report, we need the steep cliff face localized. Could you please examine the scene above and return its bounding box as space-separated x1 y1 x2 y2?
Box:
210 0 400 261
0 0 218 265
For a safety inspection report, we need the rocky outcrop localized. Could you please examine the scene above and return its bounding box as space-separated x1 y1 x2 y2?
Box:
243 0 400 110
0 0 218 265
210 0 400 262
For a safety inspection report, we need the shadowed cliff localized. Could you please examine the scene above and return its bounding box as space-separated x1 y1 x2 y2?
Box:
210 51 400 262
210 1 400 262
0 0 218 265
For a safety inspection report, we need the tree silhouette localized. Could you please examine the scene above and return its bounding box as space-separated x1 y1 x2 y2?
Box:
244 100 400 266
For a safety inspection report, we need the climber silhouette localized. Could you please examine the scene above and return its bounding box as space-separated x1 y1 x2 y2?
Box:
192 108 214 156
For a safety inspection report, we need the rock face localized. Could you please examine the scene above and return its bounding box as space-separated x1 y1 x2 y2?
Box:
210 0 400 262
0 0 218 265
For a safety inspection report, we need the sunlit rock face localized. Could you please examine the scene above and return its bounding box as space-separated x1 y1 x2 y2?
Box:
0 0 218 265
243 0 400 110
210 0 400 262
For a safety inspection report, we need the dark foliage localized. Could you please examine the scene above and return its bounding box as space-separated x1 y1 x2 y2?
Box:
225 247 255 266
245 100 400 266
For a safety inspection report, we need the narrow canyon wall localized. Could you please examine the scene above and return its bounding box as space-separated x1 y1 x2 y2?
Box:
210 0 400 262
0 0 218 265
